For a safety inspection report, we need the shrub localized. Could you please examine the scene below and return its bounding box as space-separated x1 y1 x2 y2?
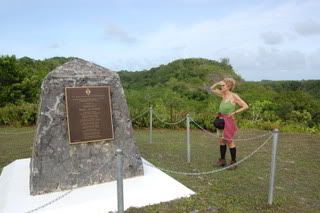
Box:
0 103 37 126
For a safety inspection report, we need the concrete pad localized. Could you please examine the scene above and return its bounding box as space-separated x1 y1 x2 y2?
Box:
0 158 195 213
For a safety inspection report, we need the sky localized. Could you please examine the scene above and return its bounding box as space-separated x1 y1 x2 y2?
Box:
1 0 320 81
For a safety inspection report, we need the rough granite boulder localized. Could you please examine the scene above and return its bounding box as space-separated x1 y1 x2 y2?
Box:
30 58 144 195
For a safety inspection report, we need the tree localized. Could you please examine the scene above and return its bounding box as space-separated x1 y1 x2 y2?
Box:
0 55 20 86
0 55 24 106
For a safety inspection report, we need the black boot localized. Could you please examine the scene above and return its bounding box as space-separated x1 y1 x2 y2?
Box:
229 147 237 169
217 145 227 167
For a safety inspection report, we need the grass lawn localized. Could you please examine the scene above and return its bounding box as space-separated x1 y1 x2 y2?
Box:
0 127 34 170
0 127 319 213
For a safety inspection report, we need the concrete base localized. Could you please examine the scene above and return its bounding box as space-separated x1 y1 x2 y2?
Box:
0 158 194 213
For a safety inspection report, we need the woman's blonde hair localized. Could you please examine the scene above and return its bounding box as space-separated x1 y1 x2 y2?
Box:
223 78 236 91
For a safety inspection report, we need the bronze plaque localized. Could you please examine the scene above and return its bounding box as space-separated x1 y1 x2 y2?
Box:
65 86 114 144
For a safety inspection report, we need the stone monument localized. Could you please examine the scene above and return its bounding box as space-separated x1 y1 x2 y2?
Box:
30 58 144 195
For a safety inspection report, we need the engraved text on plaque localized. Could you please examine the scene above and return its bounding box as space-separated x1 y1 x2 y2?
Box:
65 86 114 144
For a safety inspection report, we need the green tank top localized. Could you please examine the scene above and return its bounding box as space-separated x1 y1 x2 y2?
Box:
219 100 236 114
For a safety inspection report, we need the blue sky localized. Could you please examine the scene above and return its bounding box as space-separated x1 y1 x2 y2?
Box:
1 0 320 81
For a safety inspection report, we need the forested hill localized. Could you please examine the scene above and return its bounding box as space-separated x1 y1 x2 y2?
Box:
118 58 242 90
0 55 319 132
258 80 320 100
118 58 320 132
118 58 320 101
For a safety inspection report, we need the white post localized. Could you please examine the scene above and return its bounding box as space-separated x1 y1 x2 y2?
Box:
116 149 124 213
268 129 279 205
186 114 191 163
149 106 153 143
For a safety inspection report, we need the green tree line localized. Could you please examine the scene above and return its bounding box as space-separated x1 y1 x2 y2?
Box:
1 55 319 133
0 55 71 125
119 58 320 133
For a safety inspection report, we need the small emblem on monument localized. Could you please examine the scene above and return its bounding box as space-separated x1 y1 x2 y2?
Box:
85 88 91 96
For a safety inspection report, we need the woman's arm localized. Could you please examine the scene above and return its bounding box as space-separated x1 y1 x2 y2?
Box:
230 93 249 116
210 81 223 97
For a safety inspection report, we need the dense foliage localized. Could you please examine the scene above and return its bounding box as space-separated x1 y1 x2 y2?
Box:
119 58 320 133
0 55 319 133
0 55 71 125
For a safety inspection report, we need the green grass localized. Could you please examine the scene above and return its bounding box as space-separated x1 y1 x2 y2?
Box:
0 127 34 171
0 128 319 212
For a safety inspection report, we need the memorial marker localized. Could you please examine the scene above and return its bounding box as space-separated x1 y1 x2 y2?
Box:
30 58 144 195
65 86 114 144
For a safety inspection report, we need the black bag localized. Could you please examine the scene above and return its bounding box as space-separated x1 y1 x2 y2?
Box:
213 116 225 130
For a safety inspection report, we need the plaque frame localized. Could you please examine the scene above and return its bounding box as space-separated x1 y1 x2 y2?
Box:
65 86 114 144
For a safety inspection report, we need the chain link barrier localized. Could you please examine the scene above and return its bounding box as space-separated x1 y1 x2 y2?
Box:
123 134 272 176
152 110 186 125
24 131 272 212
130 109 149 122
12 107 274 212
12 108 150 213
24 150 119 213
25 190 73 213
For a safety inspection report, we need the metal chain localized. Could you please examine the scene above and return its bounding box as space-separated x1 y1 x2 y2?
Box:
152 110 186 125
122 134 272 176
130 109 149 122
20 109 148 213
25 190 73 213
143 134 272 175
20 108 272 211
189 117 272 141
24 151 117 213
24 133 272 212
188 117 219 138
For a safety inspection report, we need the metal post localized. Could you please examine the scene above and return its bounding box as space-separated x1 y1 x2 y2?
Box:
186 114 191 163
116 149 124 213
268 129 279 205
149 106 153 143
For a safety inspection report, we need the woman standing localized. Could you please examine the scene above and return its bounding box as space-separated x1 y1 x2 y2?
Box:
210 78 249 168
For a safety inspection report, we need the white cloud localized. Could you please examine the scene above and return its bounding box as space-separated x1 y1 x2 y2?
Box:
49 43 62 49
104 23 137 43
308 48 320 70
7 0 316 80
257 48 305 70
260 32 284 45
112 0 319 80
223 47 307 80
294 19 320 36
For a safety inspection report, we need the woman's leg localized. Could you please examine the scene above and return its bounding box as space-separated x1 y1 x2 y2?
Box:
219 139 227 160
217 139 227 166
227 141 237 163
